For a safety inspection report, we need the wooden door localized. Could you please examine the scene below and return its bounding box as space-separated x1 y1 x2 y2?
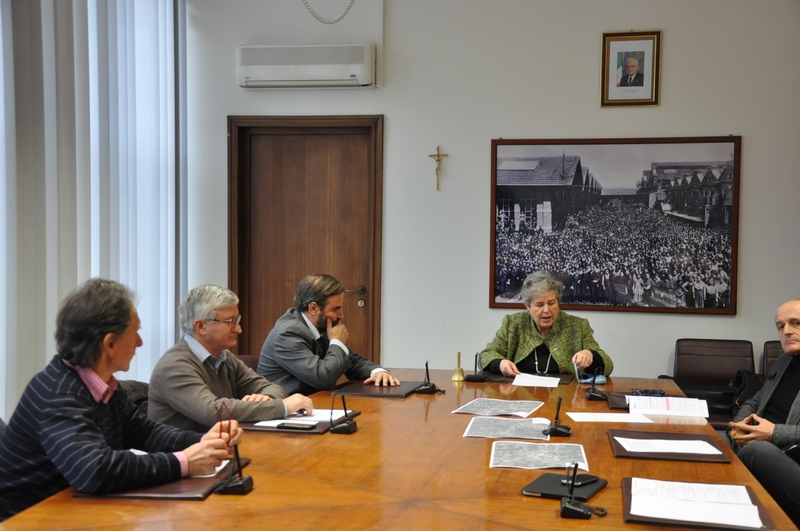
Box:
228 115 383 363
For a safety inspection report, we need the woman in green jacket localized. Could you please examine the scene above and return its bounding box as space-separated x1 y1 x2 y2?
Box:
480 271 613 377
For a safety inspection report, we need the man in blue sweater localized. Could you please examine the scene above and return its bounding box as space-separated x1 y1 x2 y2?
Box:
0 278 242 521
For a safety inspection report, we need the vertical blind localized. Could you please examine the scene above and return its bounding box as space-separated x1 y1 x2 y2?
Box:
2 0 184 419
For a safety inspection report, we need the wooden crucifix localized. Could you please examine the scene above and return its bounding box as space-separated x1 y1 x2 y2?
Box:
428 146 449 191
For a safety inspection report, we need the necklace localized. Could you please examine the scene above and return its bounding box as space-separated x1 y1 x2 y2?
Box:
534 348 552 374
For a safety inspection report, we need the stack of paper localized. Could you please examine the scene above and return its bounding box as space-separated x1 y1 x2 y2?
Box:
627 395 709 418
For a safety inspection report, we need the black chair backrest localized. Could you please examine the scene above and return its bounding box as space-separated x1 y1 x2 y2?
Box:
762 340 784 375
673 338 754 386
0 417 6 439
237 354 260 372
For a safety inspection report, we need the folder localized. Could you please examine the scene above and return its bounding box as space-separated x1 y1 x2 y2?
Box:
240 411 361 434
74 458 250 501
622 478 776 530
608 429 730 463
337 380 426 398
483 373 574 385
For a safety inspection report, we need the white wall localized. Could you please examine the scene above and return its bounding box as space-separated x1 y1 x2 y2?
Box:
186 0 800 377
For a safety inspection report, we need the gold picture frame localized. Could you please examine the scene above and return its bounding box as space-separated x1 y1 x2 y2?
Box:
601 31 661 107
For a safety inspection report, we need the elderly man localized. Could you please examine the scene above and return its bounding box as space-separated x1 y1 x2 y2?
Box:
258 274 399 395
729 299 800 527
619 57 644 87
0 279 240 522
149 285 313 432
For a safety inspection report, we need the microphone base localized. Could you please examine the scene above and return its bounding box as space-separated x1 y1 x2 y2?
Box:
465 373 487 382
216 475 254 495
330 419 358 434
560 497 592 519
585 389 607 401
542 423 572 437
415 383 444 394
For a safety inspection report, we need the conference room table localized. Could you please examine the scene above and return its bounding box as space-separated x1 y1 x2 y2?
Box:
1 369 794 530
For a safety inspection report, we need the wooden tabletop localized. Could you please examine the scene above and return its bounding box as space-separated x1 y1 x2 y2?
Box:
2 369 794 530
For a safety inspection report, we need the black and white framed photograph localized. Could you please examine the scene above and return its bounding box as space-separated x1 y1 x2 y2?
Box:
601 31 661 107
490 136 741 315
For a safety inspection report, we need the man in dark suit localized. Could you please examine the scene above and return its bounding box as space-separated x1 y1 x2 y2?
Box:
729 299 800 527
619 57 644 87
258 274 400 395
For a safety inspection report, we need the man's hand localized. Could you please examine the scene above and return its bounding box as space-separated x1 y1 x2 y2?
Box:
183 438 230 476
728 414 775 446
284 393 314 415
202 419 243 447
327 318 349 344
571 350 593 370
241 394 273 403
499 359 520 377
364 371 400 386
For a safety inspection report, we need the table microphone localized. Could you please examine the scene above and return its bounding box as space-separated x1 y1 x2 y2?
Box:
585 368 607 401
560 463 592 519
415 361 445 394
214 441 254 495
330 393 357 434
465 352 488 382
542 397 571 436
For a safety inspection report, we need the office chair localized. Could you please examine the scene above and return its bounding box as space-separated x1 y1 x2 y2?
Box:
672 338 754 429
0 417 6 438
118 380 150 417
762 340 784 375
237 354 260 372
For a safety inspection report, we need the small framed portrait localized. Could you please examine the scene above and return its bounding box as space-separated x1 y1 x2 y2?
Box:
601 31 661 107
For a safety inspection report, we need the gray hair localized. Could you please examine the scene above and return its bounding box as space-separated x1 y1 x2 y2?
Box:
56 278 137 367
179 285 239 334
520 271 564 306
626 57 639 67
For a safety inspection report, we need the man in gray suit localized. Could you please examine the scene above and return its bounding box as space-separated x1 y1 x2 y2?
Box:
258 274 400 395
729 299 800 526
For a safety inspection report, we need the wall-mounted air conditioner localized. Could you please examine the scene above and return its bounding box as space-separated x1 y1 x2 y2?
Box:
236 43 376 88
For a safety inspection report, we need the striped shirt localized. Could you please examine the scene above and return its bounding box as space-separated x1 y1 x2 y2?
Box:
0 356 202 521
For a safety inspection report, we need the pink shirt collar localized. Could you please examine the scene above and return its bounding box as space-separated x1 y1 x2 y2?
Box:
62 358 119 404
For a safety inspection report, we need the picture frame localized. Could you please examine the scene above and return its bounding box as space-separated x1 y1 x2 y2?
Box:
601 31 661 107
490 136 741 315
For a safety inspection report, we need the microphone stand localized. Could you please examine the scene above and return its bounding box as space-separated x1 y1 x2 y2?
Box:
330 393 358 434
415 361 445 394
560 463 592 519
585 368 607 401
542 397 571 436
214 441 254 495
465 352 488 382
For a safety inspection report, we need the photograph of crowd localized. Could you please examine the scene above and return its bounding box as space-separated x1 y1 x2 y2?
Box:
491 137 740 314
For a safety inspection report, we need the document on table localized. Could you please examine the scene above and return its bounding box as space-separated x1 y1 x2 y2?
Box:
627 395 709 417
463 417 551 440
629 477 762 529
615 437 722 455
566 412 653 423
511 373 560 388
489 441 588 470
254 409 348 427
452 398 544 418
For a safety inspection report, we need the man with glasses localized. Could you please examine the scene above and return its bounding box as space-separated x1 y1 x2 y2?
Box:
0 279 241 521
149 285 313 431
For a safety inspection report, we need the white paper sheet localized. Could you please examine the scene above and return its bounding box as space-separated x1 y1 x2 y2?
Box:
615 437 721 454
254 409 348 427
511 373 560 388
627 396 709 417
489 441 588 470
629 477 762 528
566 412 653 423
